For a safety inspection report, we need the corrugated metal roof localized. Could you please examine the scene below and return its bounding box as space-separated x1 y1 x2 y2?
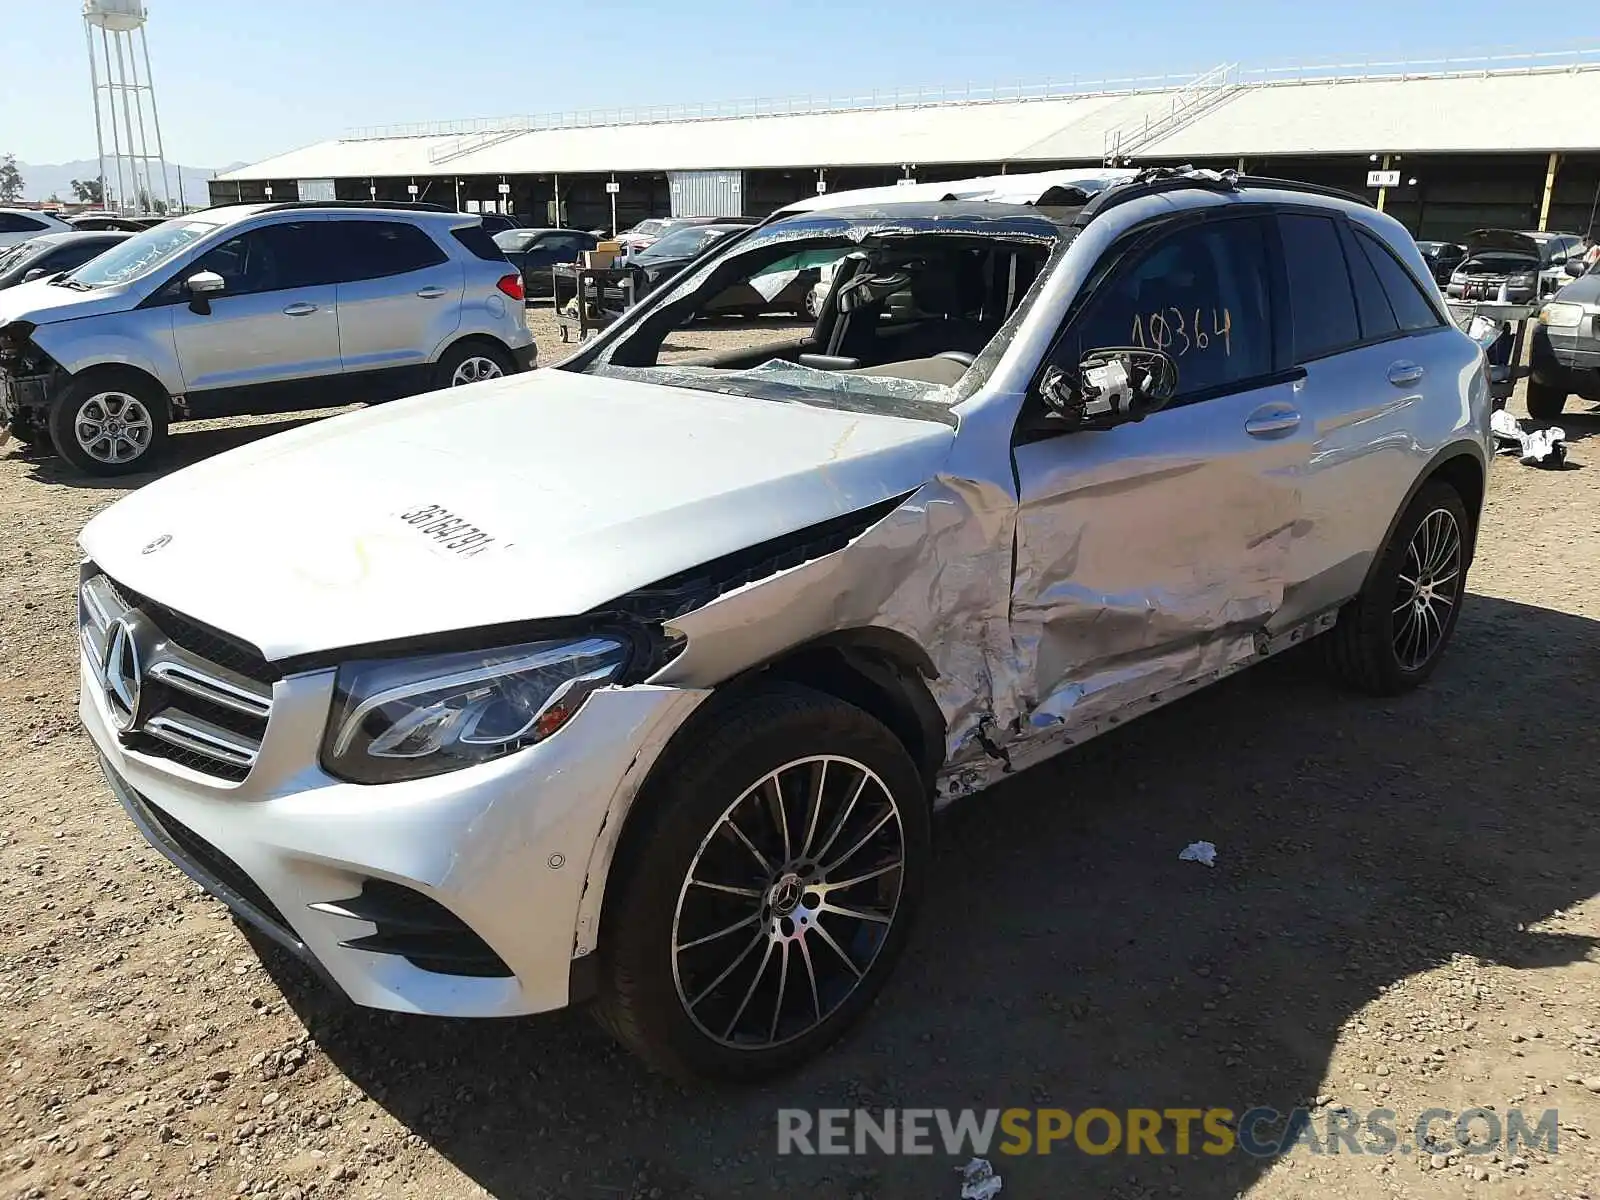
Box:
217 62 1600 183
1149 70 1600 156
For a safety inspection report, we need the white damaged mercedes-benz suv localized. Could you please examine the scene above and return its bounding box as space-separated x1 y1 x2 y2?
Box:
78 168 1493 1080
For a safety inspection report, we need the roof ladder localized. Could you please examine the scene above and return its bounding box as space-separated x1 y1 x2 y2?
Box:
427 125 531 166
1102 63 1241 166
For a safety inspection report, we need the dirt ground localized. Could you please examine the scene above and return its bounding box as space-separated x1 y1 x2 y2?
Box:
2 314 1599 1200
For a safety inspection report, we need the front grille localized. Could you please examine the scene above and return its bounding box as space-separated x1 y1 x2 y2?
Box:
103 576 281 685
82 570 275 782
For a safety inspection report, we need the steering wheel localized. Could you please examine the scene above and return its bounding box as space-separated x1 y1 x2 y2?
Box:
934 350 976 367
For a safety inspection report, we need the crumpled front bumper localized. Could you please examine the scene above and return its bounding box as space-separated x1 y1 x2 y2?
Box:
81 654 704 1017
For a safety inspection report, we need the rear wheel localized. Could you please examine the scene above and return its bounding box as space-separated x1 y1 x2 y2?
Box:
593 685 929 1080
1322 480 1470 695
1525 377 1568 419
47 370 169 476
434 341 514 390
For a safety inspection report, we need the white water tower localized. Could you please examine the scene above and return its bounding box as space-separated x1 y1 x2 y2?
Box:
82 0 175 215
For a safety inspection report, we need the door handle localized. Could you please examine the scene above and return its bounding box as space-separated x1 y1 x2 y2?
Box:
1244 404 1301 438
416 286 447 299
1387 361 1425 387
281 302 318 316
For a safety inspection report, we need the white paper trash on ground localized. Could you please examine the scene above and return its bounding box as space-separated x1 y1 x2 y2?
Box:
1179 841 1218 867
957 1157 1003 1200
1491 409 1567 468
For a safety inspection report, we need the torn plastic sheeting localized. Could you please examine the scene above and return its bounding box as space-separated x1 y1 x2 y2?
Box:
747 249 847 302
1179 841 1218 867
1491 408 1567 467
957 1158 1004 1200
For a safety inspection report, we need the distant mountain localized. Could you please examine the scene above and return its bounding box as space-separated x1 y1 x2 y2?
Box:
12 158 249 206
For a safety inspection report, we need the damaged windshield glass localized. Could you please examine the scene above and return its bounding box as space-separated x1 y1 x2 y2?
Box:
578 204 1065 419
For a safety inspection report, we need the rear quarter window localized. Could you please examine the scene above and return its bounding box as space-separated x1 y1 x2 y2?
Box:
451 224 507 261
1353 229 1443 333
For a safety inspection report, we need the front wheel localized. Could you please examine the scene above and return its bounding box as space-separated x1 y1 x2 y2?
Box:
1321 480 1470 695
593 685 929 1080
47 371 169 476
434 341 514 390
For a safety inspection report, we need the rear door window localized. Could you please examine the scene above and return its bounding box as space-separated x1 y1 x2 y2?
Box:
331 221 450 281
1278 214 1360 362
1061 214 1276 402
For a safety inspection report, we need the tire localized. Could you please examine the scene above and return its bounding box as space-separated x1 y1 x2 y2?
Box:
1321 479 1471 695
1525 377 1568 419
592 684 929 1081
47 369 169 477
433 340 514 390
803 290 822 321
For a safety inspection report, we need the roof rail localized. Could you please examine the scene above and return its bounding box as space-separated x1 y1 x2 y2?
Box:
1073 167 1370 226
254 199 457 214
1235 175 1369 206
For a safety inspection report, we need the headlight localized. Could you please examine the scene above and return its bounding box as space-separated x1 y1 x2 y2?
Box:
1508 274 1535 288
321 636 628 784
1449 272 1466 284
1539 302 1584 327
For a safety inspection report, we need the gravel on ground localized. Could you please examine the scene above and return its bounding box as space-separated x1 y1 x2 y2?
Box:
2 320 1598 1200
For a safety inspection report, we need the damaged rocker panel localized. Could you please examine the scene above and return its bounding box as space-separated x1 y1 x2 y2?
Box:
935 609 1339 804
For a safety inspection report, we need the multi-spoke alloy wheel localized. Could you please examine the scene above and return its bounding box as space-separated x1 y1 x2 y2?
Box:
48 372 169 476
594 686 928 1080
449 356 504 386
1321 479 1472 695
671 755 906 1050
74 391 154 465
1391 507 1462 670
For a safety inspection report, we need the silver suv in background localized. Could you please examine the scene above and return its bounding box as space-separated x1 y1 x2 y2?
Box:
0 203 535 475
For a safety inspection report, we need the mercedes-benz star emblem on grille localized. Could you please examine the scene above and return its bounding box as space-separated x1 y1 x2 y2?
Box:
142 534 172 555
102 616 145 732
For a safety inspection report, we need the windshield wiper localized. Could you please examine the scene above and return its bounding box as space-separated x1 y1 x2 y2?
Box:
50 277 94 290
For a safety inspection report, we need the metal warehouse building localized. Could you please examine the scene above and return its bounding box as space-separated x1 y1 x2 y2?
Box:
211 51 1600 241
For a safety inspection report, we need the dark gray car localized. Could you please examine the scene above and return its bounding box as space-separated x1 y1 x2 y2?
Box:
1529 259 1600 417
0 232 130 291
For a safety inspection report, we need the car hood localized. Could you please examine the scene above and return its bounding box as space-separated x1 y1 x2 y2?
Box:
80 368 955 661
1464 229 1542 260
0 277 133 326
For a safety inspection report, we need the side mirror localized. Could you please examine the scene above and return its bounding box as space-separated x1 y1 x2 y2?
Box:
21 268 49 284
186 270 225 295
1039 348 1178 431
1564 260 1585 278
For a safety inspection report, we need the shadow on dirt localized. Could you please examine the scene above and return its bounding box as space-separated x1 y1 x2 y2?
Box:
15 411 349 490
261 593 1600 1199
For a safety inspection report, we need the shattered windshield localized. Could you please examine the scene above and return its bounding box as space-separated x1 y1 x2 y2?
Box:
579 204 1063 420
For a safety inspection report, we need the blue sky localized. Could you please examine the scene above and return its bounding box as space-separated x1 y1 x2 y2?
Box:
0 0 1581 169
